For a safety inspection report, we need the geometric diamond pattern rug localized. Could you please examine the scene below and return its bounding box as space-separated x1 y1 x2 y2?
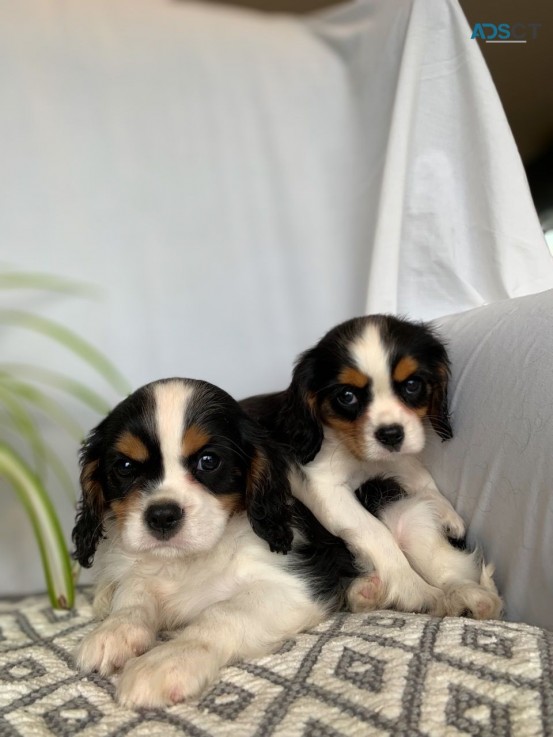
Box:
1 590 552 736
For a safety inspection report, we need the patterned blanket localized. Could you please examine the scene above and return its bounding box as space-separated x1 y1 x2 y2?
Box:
1 591 552 736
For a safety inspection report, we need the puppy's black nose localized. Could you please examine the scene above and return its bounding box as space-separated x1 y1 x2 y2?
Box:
374 423 404 450
145 502 184 539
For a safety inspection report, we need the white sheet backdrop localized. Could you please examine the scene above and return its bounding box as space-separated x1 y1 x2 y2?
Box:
309 0 553 318
0 0 551 595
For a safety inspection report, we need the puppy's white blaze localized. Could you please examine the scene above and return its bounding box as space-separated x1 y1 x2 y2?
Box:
349 323 425 456
350 323 392 396
154 380 193 484
370 396 406 428
126 380 229 556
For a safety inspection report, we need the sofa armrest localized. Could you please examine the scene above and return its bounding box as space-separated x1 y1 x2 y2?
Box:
423 289 553 629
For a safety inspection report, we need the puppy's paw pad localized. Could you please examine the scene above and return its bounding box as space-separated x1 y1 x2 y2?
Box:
444 584 503 620
474 593 503 620
347 573 383 613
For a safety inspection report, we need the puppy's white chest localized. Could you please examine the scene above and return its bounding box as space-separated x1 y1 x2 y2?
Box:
300 435 368 489
146 521 275 629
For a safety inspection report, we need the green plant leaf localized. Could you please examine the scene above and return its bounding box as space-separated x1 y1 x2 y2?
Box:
0 364 112 415
0 383 48 474
0 271 100 297
41 445 77 503
0 380 80 503
0 310 130 396
0 377 83 441
0 443 74 609
0 272 125 606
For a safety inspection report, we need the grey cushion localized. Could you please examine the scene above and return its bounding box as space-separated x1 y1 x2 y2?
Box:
424 289 553 630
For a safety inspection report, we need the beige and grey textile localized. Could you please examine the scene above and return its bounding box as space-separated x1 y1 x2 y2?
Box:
1 591 552 736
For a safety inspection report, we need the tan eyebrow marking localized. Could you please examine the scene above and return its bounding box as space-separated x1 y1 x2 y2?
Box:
115 432 149 462
183 425 211 457
338 366 369 388
393 356 419 383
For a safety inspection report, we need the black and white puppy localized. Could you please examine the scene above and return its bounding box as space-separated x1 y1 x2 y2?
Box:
241 315 502 618
73 378 341 708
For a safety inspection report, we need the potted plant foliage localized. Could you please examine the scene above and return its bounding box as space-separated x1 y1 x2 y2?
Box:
0 271 129 609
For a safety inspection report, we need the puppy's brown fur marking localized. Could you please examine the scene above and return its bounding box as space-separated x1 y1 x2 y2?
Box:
338 366 369 388
80 459 104 516
218 493 246 515
183 426 211 457
248 449 268 494
115 432 149 463
393 356 419 383
320 400 366 460
111 491 143 532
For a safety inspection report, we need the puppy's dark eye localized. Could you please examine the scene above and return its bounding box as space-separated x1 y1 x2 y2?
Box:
402 377 424 396
336 388 358 407
112 458 138 479
197 453 221 472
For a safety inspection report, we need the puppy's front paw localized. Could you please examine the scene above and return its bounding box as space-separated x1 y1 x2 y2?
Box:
346 573 384 612
117 641 219 708
250 517 293 554
347 570 445 616
443 583 503 620
75 618 154 676
267 524 294 554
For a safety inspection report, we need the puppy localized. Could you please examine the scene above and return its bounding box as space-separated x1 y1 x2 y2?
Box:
73 377 500 708
73 378 330 708
241 315 502 618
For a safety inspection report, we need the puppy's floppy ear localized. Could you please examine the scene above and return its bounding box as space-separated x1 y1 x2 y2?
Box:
72 422 107 568
428 355 453 441
279 347 323 465
242 418 293 554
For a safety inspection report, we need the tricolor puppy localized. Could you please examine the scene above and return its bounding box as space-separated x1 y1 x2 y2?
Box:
72 378 328 708
242 315 502 618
